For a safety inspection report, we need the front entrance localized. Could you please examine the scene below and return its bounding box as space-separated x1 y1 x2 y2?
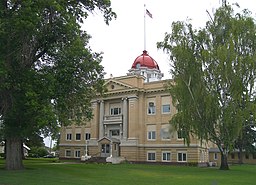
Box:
101 144 110 157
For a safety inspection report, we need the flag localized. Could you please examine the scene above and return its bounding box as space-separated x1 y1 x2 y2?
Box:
146 9 153 18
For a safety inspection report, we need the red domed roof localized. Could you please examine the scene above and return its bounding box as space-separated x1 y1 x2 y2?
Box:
131 50 160 70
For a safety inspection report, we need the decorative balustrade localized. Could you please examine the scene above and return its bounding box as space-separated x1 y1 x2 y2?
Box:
103 115 123 124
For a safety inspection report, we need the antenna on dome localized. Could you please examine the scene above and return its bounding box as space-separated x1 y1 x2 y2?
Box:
144 4 146 51
144 4 152 51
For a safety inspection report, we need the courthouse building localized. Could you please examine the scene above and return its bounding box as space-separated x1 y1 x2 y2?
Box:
59 50 210 164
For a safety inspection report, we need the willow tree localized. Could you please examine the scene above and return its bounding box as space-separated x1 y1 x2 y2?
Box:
158 4 256 170
0 0 116 170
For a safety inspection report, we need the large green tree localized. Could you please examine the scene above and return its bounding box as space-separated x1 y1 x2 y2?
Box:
158 4 256 170
234 123 256 164
0 0 116 170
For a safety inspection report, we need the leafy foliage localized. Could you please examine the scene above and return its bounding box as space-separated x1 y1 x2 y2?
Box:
29 147 49 158
0 0 116 169
158 3 256 170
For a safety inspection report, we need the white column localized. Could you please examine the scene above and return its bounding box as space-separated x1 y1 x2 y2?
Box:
122 97 128 139
120 124 123 138
99 100 104 138
110 141 113 157
85 140 88 156
104 125 107 136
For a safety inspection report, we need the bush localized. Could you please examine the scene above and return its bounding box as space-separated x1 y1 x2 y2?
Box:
29 147 48 158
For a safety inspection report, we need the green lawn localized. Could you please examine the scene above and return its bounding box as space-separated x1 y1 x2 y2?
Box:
0 158 255 185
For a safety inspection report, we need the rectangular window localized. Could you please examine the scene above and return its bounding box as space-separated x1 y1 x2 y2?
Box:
85 133 91 140
148 131 156 140
162 152 171 162
76 133 81 140
245 153 249 159
147 152 156 161
161 96 171 114
214 153 218 160
177 130 185 140
252 153 256 159
238 153 241 159
110 107 121 115
74 150 80 158
177 152 187 162
65 150 71 157
200 150 205 162
231 153 235 159
66 133 72 141
161 124 171 140
162 104 170 114
148 102 156 115
110 129 120 137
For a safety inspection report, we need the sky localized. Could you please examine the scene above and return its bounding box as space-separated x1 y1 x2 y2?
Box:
82 0 256 80
44 0 256 147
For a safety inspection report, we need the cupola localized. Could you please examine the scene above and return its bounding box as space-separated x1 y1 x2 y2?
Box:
127 50 163 82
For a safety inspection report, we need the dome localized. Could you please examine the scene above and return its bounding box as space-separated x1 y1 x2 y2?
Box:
131 50 160 70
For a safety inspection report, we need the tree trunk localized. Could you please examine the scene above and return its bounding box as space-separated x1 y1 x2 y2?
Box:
4 139 6 159
219 151 229 170
5 137 24 170
238 146 243 164
21 141 25 160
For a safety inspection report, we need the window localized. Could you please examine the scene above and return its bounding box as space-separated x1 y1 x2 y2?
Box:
74 150 80 158
177 152 187 162
147 125 156 140
162 152 171 162
200 150 205 162
245 153 249 159
231 153 235 159
65 150 71 157
110 107 121 115
148 102 156 115
147 152 156 161
238 153 241 159
76 133 81 140
161 125 171 140
136 63 141 69
253 153 256 159
177 130 185 140
85 133 91 140
110 129 120 137
66 133 72 141
148 131 156 140
161 96 171 114
162 104 170 114
214 153 218 160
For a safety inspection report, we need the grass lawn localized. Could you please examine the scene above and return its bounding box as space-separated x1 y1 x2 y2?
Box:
0 158 255 185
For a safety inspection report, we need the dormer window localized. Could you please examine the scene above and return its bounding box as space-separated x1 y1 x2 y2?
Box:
136 63 141 69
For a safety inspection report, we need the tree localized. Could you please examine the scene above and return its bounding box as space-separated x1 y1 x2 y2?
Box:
234 122 256 164
25 133 45 148
158 3 256 170
29 146 48 158
0 0 116 170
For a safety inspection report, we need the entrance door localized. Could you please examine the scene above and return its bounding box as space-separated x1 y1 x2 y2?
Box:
101 144 110 157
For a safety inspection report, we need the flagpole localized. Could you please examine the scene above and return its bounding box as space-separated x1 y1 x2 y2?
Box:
144 4 146 51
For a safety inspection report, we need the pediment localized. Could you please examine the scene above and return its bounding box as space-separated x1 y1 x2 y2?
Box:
98 137 111 144
98 137 120 144
104 79 133 92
